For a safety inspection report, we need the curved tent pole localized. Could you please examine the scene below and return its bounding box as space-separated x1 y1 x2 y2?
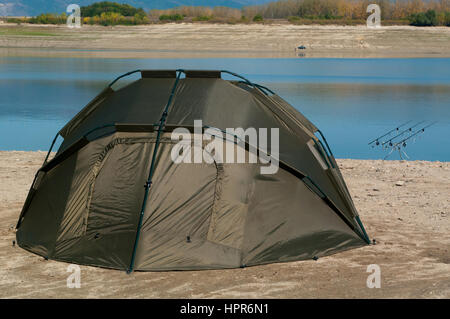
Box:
220 70 254 87
254 83 275 95
44 133 60 164
127 69 184 273
221 70 276 95
107 69 142 88
222 70 276 96
109 69 275 96
315 129 337 169
237 81 275 96
315 140 334 169
84 123 117 139
315 130 334 158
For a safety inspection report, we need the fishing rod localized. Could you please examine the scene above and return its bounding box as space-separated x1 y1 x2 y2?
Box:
393 122 437 148
368 120 412 146
381 121 425 147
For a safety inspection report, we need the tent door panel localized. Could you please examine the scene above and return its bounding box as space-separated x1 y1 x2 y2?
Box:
134 141 221 269
86 142 152 235
62 140 155 269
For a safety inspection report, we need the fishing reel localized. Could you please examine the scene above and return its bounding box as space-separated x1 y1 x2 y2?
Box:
368 121 437 160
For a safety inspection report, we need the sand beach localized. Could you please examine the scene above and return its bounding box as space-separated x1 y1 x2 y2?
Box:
0 151 448 298
1 23 450 58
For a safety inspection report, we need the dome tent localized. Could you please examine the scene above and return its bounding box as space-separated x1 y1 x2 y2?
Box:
16 69 370 272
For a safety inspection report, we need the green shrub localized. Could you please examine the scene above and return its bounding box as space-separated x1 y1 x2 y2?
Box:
132 13 149 25
81 1 145 17
28 13 67 24
83 11 149 25
6 18 24 24
253 14 263 22
409 10 438 26
159 14 184 21
445 12 450 26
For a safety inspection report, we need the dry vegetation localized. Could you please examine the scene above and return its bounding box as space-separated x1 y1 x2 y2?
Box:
150 0 450 25
3 0 450 26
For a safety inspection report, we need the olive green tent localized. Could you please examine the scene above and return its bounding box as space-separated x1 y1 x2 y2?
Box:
16 69 370 272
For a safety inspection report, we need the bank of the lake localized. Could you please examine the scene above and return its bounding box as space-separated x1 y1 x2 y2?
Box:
1 24 450 59
0 151 448 298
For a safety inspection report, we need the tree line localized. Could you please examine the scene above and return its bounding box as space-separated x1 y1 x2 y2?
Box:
242 0 450 25
5 0 450 26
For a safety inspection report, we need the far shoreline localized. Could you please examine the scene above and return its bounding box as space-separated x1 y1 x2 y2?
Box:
0 151 447 163
1 23 449 59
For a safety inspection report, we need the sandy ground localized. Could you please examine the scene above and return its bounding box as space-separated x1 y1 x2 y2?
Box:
1 23 450 58
0 151 448 298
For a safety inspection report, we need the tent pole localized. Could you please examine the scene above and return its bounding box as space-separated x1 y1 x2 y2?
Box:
43 133 59 164
127 70 184 273
107 69 141 88
316 130 335 158
220 70 254 87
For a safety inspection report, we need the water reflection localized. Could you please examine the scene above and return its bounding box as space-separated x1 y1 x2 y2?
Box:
0 56 449 160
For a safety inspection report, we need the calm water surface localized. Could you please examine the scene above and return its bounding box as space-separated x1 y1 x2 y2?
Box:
1 57 449 161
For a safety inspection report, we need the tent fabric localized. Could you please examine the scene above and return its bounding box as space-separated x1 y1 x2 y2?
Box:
16 69 369 271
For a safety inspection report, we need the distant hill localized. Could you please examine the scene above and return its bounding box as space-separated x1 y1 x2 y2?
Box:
0 0 274 17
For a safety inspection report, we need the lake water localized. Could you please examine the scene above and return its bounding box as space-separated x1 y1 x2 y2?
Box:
1 57 449 161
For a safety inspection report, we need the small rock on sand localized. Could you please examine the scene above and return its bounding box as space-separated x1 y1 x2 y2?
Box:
395 181 405 186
